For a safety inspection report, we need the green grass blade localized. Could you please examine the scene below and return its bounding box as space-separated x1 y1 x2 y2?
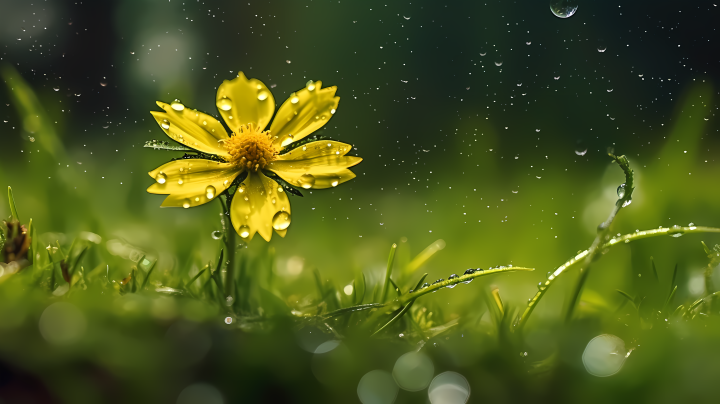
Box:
323 303 385 320
412 273 428 292
185 267 208 290
651 257 659 281
7 187 19 221
140 259 158 291
671 263 678 292
380 243 397 303
616 289 638 309
388 278 402 297
371 301 414 337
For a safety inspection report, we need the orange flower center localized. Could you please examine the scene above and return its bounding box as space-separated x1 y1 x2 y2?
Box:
223 123 276 171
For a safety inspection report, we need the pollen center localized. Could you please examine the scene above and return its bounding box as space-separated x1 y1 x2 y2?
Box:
223 123 276 171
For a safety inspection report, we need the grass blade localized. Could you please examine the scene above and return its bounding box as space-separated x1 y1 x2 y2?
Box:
140 259 158 291
371 301 414 337
380 243 397 303
651 257 659 281
671 263 678 292
7 187 19 221
616 289 637 309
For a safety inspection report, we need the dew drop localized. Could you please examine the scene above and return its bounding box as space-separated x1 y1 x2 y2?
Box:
217 97 233 111
161 119 170 130
238 226 251 238
331 179 339 187
182 199 191 209
306 80 316 91
298 174 316 189
257 90 269 101
206 185 216 199
155 172 167 184
446 274 458 288
272 211 291 230
494 59 503 67
211 230 223 240
178 179 184 185
170 99 185 111
291 94 300 104
597 45 607 53
617 184 626 198
281 135 294 147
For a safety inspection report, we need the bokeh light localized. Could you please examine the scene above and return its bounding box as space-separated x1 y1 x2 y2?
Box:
392 351 434 391
357 370 398 404
176 383 224 404
582 334 628 377
428 371 471 404
38 302 87 345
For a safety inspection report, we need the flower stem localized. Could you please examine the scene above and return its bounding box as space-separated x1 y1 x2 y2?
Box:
219 196 235 299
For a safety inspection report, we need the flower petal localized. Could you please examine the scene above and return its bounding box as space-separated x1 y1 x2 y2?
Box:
147 159 240 208
151 102 230 156
230 171 292 242
277 140 353 161
216 72 275 133
269 81 339 150
268 155 361 189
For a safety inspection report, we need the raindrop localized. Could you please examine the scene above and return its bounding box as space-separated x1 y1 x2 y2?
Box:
526 41 531 45
237 226 251 238
182 199 191 209
549 0 578 18
155 172 167 184
494 59 503 67
575 148 588 156
597 45 607 52
617 184 626 198
211 231 223 240
257 90 269 101
290 93 300 104
306 80 316 91
582 334 628 377
447 274 458 288
171 99 185 111
298 174 316 189
668 225 684 238
161 119 170 130
217 97 233 111
224 317 233 324
403 16 411 20
206 185 216 199
431 279 445 285
421 283 430 289
272 211 291 230
331 179 339 187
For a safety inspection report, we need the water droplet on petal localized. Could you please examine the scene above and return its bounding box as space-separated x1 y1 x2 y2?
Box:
281 135 294 147
298 174 316 189
272 211 291 230
182 199 191 208
331 180 339 187
170 99 185 111
161 119 170 130
238 226 251 238
306 80 316 91
155 172 167 184
178 179 184 185
257 90 269 101
217 97 233 111
206 185 216 199
290 93 300 104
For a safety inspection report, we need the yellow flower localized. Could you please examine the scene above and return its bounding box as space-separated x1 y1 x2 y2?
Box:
146 73 362 241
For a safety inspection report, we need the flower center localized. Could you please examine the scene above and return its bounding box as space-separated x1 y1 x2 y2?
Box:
223 123 276 171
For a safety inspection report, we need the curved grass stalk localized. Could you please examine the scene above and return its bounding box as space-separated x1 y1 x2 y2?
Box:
367 266 534 335
517 225 720 330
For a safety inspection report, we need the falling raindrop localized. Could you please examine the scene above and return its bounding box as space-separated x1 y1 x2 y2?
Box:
575 148 588 156
597 45 607 52
494 59 503 67
550 0 578 18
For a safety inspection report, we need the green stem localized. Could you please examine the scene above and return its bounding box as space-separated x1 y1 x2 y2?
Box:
517 225 720 330
380 243 397 303
220 196 235 298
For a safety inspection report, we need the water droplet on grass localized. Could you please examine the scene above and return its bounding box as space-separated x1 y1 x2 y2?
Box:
617 184 626 198
211 231 223 240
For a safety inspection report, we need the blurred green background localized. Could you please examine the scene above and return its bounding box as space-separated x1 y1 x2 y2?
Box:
1 0 719 402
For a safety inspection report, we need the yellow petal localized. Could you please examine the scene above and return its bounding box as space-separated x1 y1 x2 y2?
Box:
230 171 292 242
147 159 240 208
277 140 353 161
268 156 360 189
216 72 275 133
151 102 230 157
269 80 339 150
